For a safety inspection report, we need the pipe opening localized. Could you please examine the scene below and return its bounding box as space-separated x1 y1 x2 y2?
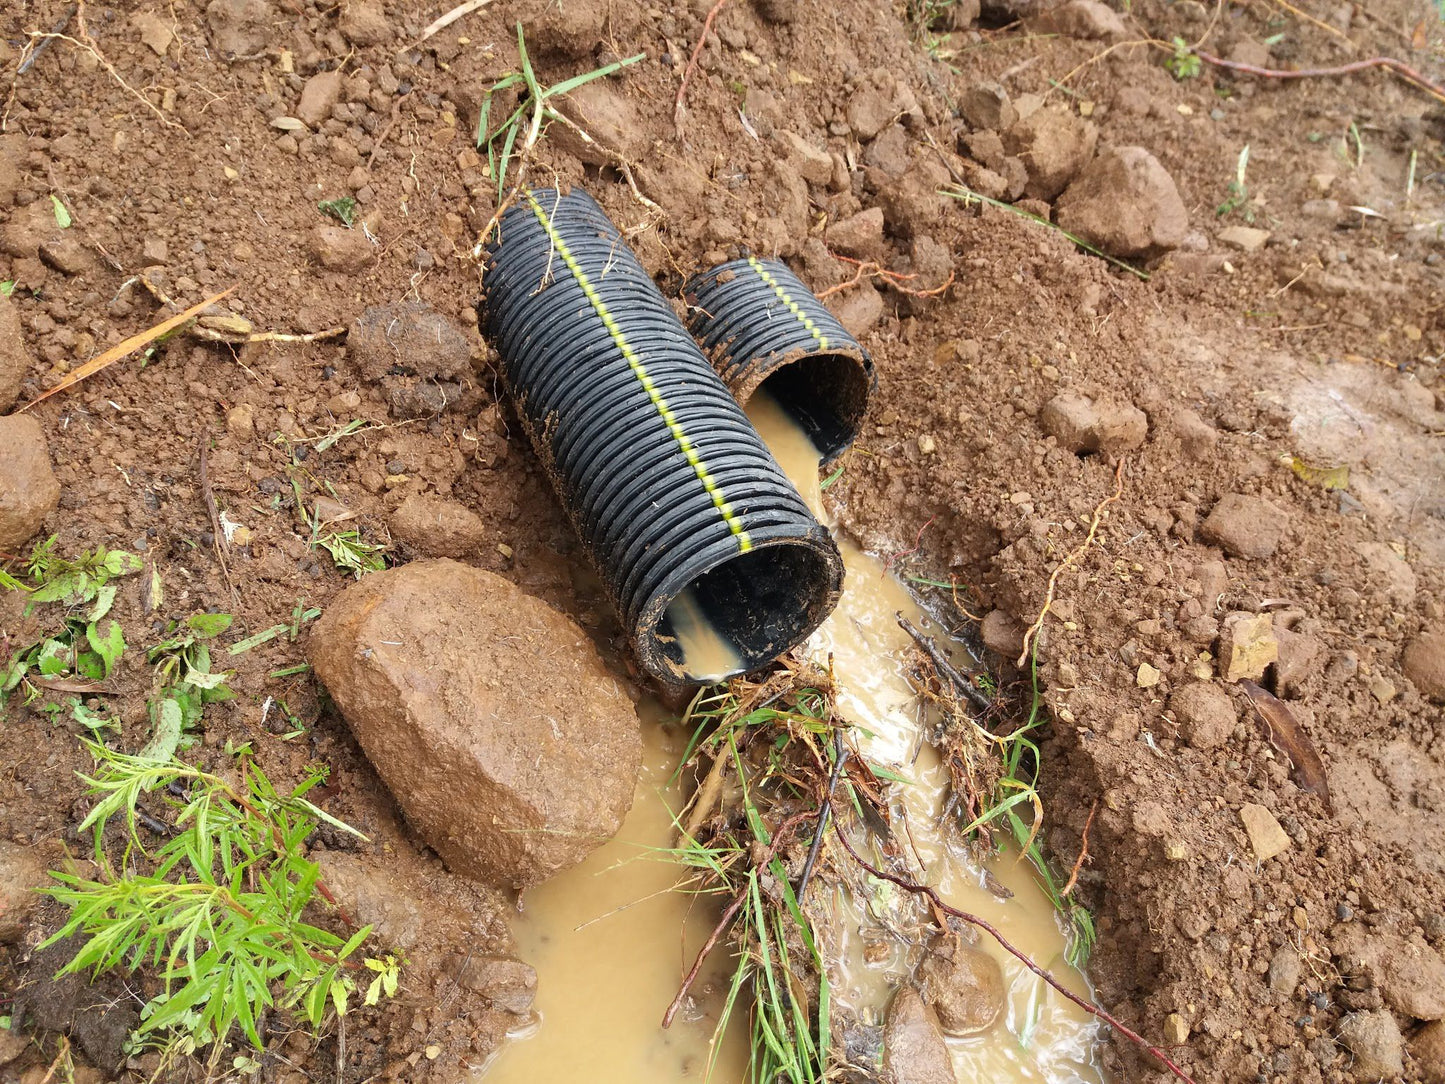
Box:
747 352 873 466
652 540 840 682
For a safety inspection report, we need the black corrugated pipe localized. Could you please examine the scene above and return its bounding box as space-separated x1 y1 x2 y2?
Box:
478 188 844 685
683 256 875 466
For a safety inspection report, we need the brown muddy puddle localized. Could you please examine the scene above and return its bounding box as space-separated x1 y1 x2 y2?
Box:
481 391 1103 1083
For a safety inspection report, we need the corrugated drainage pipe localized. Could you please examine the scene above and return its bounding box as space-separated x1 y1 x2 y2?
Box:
478 188 844 685
683 256 875 466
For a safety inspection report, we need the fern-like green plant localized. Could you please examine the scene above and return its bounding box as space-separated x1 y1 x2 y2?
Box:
43 741 398 1058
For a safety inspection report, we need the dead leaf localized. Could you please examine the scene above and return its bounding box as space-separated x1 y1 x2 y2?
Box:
1412 19 1428 50
1239 680 1333 814
1287 455 1349 491
270 116 308 131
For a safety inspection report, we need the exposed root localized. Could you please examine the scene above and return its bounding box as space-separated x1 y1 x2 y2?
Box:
1016 459 1125 667
1192 48 1445 106
817 254 956 300
1060 800 1098 899
674 0 732 138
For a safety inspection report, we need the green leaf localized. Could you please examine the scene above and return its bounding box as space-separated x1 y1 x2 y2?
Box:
75 651 106 682
141 698 184 762
50 195 72 228
0 568 28 592
37 638 70 676
317 196 357 227
0 280 14 297
227 624 288 655
183 668 232 691
87 620 126 678
101 549 143 577
72 701 115 732
365 973 384 1007
89 583 117 623
186 613 233 638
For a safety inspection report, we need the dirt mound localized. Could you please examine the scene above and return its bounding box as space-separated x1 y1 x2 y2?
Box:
308 559 642 888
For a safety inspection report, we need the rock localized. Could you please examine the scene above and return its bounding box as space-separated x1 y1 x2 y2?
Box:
315 850 485 956
883 988 955 1084
1199 493 1285 559
981 609 1026 660
39 235 96 275
389 493 487 558
205 0 275 56
1355 542 1416 608
0 1025 25 1067
0 292 35 411
131 11 174 54
0 415 59 550
1411 1020 1445 1084
451 954 537 1014
0 840 45 943
348 301 470 385
141 236 169 264
1039 391 1147 455
1269 943 1301 997
1337 1010 1404 1080
1403 629 1445 702
824 207 885 259
1054 146 1188 258
309 225 373 273
1340 931 1445 1021
1240 803 1291 862
1002 107 1096 201
877 161 951 239
831 286 884 339
775 131 834 186
918 943 1006 1035
1031 0 1128 39
225 403 255 439
959 83 1017 131
338 0 392 46
1170 682 1236 750
307 559 642 888
1163 1012 1189 1044
848 86 897 141
1170 407 1218 458
296 70 342 128
1218 225 1270 252
1218 611 1278 682
553 80 647 166
1273 624 1323 694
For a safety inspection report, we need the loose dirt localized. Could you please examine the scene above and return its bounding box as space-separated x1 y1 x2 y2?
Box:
1 0 1443 1081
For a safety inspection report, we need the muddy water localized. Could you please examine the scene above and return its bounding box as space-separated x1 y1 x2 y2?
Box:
483 390 1101 1083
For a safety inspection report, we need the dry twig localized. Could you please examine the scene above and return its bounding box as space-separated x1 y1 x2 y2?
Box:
411 0 498 46
198 436 239 606
1016 460 1124 667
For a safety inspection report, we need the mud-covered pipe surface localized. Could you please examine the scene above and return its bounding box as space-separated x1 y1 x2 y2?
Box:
478 188 843 684
684 256 875 466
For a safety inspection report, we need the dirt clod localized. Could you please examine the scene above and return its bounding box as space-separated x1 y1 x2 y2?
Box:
847 85 897 142
1054 145 1188 258
1002 107 1096 201
297 70 343 128
882 988 954 1084
389 492 488 558
825 207 885 259
831 286 884 339
1031 0 1128 39
1199 492 1286 559
338 0 392 46
0 415 59 551
1337 1009 1404 1081
1169 682 1237 750
1039 390 1147 456
1410 1020 1445 1083
958 84 1017 132
1217 225 1271 253
918 942 1006 1035
0 292 34 411
0 840 44 943
310 225 375 273
204 0 275 56
1402 628 1445 702
307 559 642 888
348 300 471 383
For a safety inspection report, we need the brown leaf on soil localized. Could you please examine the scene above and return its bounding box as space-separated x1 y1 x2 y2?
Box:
1239 679 1333 814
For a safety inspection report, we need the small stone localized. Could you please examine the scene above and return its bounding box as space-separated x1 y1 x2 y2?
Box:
309 225 373 273
1240 802 1292 861
131 11 174 55
1039 391 1148 455
959 83 1017 131
918 943 1006 1035
225 403 255 439
451 954 537 1013
883 988 955 1084
141 236 169 264
981 609 1026 660
1169 682 1237 749
1336 1010 1404 1080
1270 943 1302 997
775 130 833 186
389 493 487 559
824 207 885 259
1137 662 1162 688
425 1044 441 1059
39 235 97 275
1200 493 1286 559
0 291 36 411
307 560 642 888
1054 146 1188 258
296 69 343 128
338 0 392 46
1402 628 1445 702
1409 1020 1445 1083
1218 225 1271 252
847 86 896 141
1219 611 1278 682
1163 1013 1189 1045
831 286 884 339
1354 541 1416 607
1368 676 1396 705
0 415 60 550
917 433 936 456
1002 106 1097 201
1031 0 1127 37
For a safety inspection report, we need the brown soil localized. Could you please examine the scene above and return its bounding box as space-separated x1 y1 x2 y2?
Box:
0 0 1443 1082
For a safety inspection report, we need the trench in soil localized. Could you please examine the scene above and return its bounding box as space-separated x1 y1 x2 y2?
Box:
483 389 1103 1083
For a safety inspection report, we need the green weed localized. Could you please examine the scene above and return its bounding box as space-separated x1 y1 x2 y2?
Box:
313 530 386 577
44 741 398 1063
1216 144 1253 220
1165 36 1201 80
147 613 236 742
476 23 644 200
317 196 357 227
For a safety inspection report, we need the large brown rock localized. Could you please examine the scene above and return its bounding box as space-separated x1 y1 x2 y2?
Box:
1055 145 1188 258
1002 107 1097 200
919 942 1006 1034
883 988 955 1084
1403 628 1445 703
1411 1019 1445 1084
1199 493 1286 559
0 415 60 550
308 559 642 888
0 292 34 411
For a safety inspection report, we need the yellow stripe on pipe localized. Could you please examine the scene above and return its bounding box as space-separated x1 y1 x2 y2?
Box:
523 192 753 553
745 255 830 352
